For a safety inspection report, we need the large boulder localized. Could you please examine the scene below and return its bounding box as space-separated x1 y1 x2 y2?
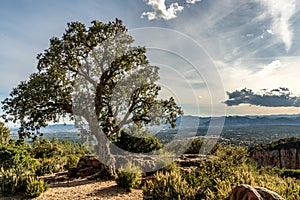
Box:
230 184 285 200
68 155 114 180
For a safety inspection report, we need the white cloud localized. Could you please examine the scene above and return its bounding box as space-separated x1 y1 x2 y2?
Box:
258 60 282 75
257 0 296 51
266 29 274 35
142 0 184 20
186 0 201 4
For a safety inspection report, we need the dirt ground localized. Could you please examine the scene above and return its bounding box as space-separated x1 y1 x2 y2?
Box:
3 172 143 200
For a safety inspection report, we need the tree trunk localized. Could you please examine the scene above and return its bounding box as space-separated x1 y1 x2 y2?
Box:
89 118 116 177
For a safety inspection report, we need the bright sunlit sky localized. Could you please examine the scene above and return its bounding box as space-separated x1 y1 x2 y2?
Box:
1 0 300 117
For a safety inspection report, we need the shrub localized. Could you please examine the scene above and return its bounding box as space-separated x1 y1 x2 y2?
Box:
0 122 10 145
32 137 63 159
23 175 49 198
184 138 203 154
143 165 198 200
35 157 65 176
64 154 80 170
116 162 142 192
274 168 300 179
112 128 162 154
0 145 36 172
0 168 21 195
0 169 48 198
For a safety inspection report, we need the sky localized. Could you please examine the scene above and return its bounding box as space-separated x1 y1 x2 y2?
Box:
1 0 300 118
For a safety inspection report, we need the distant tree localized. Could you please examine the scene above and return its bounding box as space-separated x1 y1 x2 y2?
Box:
1 19 183 175
0 122 10 145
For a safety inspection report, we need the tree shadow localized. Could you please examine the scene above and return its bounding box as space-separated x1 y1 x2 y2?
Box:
49 178 95 188
89 185 130 198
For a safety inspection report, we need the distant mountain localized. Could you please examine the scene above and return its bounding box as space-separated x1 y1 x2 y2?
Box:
173 114 300 128
9 114 300 142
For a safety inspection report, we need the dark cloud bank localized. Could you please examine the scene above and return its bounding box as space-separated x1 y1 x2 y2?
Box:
224 87 300 107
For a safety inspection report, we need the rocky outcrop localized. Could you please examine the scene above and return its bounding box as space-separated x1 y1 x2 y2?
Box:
250 138 300 169
251 149 300 169
230 184 285 200
68 154 207 178
68 155 114 180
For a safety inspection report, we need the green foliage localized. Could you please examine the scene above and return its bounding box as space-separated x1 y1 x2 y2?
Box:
112 127 162 154
0 169 48 198
143 165 198 200
35 157 65 176
0 144 35 172
143 145 300 200
0 122 10 145
116 162 142 192
23 175 49 198
64 154 80 170
184 138 203 154
0 169 22 195
1 18 182 143
0 137 88 176
275 168 300 179
32 137 63 158
249 137 300 152
31 137 88 175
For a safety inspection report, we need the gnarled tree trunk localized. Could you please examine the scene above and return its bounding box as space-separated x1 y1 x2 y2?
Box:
89 118 116 177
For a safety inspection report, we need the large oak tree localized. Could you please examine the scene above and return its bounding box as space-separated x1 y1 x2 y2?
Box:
2 19 183 175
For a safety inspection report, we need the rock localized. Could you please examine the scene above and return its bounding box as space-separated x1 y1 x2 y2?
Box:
230 184 262 200
68 155 114 180
176 154 206 167
230 184 285 200
254 187 285 200
250 138 300 169
251 148 300 169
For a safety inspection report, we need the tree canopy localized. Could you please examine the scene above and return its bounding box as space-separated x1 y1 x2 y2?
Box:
1 19 183 174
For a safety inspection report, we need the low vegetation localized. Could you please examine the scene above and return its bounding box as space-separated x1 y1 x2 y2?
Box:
143 144 300 200
1 120 300 199
0 122 89 198
116 162 142 192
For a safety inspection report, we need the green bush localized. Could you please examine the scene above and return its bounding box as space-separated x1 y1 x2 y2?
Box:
143 165 198 200
35 157 65 176
32 137 63 159
275 168 300 179
112 128 162 154
0 169 48 198
0 145 36 172
116 162 142 192
0 122 10 145
0 169 21 195
184 138 203 154
64 154 80 170
23 175 49 198
31 137 88 174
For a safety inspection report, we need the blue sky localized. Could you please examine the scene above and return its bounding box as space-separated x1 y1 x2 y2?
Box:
1 0 300 117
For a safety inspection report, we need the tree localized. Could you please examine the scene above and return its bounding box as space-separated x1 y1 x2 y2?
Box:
1 19 183 175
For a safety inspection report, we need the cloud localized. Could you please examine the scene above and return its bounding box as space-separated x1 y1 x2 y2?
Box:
186 0 201 4
257 0 296 51
256 60 282 75
141 0 184 20
224 87 300 107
